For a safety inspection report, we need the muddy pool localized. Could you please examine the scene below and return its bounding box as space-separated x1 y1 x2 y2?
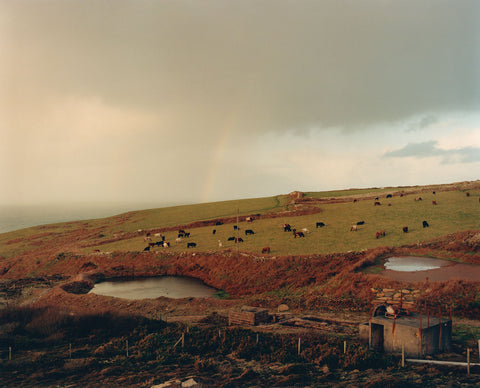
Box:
382 256 480 282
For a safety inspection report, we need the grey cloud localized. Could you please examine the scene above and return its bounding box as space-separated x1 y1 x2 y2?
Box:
2 0 479 136
384 141 480 163
407 115 439 132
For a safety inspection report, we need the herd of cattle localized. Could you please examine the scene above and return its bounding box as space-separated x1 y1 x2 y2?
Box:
138 190 476 254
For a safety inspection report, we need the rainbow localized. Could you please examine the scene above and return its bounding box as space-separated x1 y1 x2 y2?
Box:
201 126 232 203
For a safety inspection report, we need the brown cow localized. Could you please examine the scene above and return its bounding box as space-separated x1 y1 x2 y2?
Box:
432 200 437 205
261 247 270 254
374 201 381 206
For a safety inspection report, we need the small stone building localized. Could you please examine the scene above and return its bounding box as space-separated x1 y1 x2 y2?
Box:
359 304 452 358
229 306 269 326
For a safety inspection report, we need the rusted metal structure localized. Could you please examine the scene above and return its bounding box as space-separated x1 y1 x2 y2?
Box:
229 306 269 326
359 304 452 358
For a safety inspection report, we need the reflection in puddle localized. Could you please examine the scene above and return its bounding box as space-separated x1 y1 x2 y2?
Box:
89 276 217 300
384 256 451 272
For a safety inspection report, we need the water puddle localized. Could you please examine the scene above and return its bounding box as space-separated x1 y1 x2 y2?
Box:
381 256 480 282
384 256 451 272
89 276 217 300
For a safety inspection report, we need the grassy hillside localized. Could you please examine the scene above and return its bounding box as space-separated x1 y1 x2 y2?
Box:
0 182 479 259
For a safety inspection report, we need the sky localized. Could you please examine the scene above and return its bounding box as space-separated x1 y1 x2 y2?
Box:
1 0 479 208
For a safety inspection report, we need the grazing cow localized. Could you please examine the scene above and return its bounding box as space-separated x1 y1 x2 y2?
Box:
154 233 161 237
235 237 244 243
143 246 150 251
376 230 386 239
146 232 151 237
283 223 292 232
375 197 379 200
93 249 100 253
245 229 255 235
293 231 305 238
423 220 429 228
302 228 310 234
218 240 223 247
316 222 325 228
262 247 270 254
403 226 409 233
432 200 437 205
155 241 163 247
212 229 216 235
374 201 381 206
415 197 422 201
149 242 155 247
177 233 184 238
246 217 253 222
357 221 365 225
227 236 235 241
386 194 392 198
466 192 470 197
178 229 186 234
215 221 223 225
433 191 436 195
350 225 358 231
187 242 196 248
353 199 358 203
184 232 190 237
163 242 170 248
175 237 182 243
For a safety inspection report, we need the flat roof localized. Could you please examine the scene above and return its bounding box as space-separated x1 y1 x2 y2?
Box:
372 313 451 329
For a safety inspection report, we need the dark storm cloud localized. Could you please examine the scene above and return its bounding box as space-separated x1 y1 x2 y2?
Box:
3 0 479 135
384 141 480 163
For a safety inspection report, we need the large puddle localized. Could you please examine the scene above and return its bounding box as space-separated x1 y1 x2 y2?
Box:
89 276 217 300
384 256 451 272
382 256 480 282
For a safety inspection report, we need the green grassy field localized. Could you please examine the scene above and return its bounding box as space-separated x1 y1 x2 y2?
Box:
89 188 480 256
1 185 479 258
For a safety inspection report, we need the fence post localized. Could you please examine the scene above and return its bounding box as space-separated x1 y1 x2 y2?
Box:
182 332 185 348
402 344 405 367
344 340 347 354
126 339 129 357
298 337 301 356
467 348 470 375
256 333 259 344
9 346 11 361
69 343 72 360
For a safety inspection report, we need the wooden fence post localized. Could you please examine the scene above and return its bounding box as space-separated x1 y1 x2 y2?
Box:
9 346 11 361
298 337 301 356
256 333 259 344
344 340 347 354
69 343 72 360
182 332 185 348
126 339 129 357
402 344 405 367
467 348 470 375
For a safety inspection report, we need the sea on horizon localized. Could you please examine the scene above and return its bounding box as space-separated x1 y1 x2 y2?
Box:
0 202 169 234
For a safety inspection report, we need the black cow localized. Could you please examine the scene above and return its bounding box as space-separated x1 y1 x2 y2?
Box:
212 229 216 235
356 221 365 225
227 236 235 241
403 226 409 233
235 237 244 243
316 222 325 228
386 194 392 198
245 229 255 235
283 224 292 232
215 221 223 225
187 242 196 248
293 231 305 238
184 232 190 237
143 246 150 251
422 220 429 228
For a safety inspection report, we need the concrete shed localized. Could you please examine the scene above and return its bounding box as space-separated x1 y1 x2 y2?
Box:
360 304 452 358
